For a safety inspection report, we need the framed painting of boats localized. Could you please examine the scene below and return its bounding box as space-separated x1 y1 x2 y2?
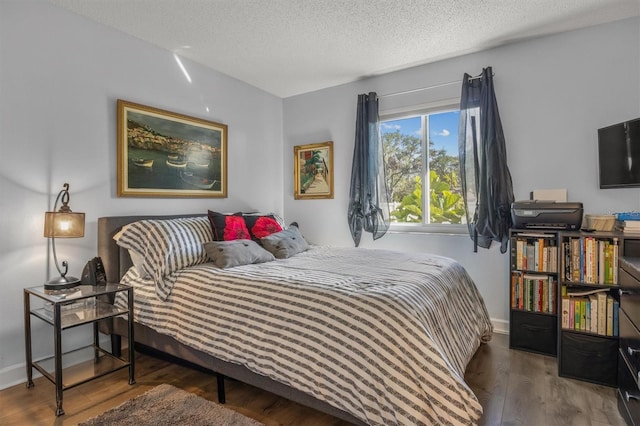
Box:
293 141 334 200
117 99 228 197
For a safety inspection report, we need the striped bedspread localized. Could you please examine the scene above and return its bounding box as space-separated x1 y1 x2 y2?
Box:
116 245 492 425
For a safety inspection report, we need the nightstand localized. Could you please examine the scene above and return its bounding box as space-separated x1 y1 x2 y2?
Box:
24 283 135 416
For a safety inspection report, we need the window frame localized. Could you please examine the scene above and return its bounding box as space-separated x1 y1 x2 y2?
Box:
380 98 467 235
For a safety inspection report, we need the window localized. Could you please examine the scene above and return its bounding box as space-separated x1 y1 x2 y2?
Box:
381 103 466 229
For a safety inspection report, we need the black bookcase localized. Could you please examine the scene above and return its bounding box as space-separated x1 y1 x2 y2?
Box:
509 229 559 356
556 230 622 387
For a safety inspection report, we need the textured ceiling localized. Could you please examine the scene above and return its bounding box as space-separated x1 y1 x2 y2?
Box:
47 0 640 98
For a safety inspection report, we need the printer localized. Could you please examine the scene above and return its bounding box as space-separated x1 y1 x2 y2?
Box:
511 200 583 230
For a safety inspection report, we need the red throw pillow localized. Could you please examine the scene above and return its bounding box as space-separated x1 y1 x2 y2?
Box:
243 214 283 240
207 211 250 241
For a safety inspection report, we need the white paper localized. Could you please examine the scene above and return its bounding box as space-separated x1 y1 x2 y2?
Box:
532 189 567 202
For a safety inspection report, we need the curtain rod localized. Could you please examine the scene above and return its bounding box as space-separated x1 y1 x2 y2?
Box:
379 72 491 99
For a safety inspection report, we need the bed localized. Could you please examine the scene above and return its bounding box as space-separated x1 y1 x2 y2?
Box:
97 213 493 426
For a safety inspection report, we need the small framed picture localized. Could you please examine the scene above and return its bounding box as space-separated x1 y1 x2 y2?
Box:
117 99 227 197
293 141 334 200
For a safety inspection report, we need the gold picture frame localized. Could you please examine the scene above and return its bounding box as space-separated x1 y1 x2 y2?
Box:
294 141 334 200
117 99 227 197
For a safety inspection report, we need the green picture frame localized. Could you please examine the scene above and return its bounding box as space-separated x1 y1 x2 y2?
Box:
293 141 334 200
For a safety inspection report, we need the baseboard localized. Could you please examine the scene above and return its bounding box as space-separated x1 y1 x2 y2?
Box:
492 318 509 335
0 345 106 391
0 363 32 391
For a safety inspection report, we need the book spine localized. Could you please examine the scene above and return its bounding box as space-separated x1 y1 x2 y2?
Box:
579 237 585 283
613 299 619 337
585 298 591 333
597 292 607 335
516 239 524 270
613 238 619 284
589 294 598 333
606 295 614 336
518 274 524 310
571 238 580 282
562 297 570 329
598 240 605 284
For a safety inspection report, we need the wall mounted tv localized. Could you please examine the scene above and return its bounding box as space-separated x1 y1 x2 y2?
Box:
598 117 640 188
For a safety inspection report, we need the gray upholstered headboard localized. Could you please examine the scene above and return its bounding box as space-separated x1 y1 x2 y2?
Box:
97 214 205 283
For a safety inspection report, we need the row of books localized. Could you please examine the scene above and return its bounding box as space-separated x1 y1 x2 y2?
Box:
562 237 618 284
510 273 557 314
513 236 558 273
560 289 618 336
615 219 640 234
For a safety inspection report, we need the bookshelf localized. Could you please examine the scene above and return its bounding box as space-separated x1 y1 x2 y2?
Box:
509 230 559 356
557 231 621 386
511 227 640 405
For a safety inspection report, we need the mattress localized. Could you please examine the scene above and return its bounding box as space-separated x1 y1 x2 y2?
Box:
116 245 492 425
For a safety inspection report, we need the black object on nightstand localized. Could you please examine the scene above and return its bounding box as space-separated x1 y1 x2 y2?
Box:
23 283 134 416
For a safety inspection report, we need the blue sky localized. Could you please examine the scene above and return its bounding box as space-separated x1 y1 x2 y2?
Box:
381 110 460 155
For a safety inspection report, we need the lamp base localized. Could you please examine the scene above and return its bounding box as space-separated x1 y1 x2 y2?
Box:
44 275 81 290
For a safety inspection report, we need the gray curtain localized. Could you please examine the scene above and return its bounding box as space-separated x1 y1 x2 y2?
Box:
348 92 390 247
459 67 514 253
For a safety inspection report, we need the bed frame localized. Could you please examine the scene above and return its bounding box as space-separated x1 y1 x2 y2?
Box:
97 214 366 426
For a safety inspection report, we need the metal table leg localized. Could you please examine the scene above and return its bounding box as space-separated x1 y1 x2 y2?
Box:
24 291 34 389
54 303 64 416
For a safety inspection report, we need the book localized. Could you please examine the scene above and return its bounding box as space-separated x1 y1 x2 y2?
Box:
516 239 524 270
571 238 581 282
43 300 87 314
561 297 571 329
611 238 618 284
597 292 607 335
598 240 605 284
623 220 640 229
585 298 591 332
526 244 535 271
548 277 557 314
570 298 575 330
606 295 614 336
613 299 619 337
589 294 598 333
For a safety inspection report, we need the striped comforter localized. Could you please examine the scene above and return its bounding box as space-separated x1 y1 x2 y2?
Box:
116 245 492 425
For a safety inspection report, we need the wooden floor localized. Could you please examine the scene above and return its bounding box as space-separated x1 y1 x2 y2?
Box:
0 333 626 426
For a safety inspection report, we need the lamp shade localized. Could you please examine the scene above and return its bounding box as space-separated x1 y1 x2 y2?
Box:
44 211 85 238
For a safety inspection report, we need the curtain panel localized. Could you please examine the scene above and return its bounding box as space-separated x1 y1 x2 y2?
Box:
459 67 514 253
348 92 390 247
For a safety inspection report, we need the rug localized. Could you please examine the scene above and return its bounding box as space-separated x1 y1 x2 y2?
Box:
79 383 264 426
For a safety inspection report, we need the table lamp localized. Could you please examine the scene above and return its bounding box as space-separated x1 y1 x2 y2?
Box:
43 183 85 290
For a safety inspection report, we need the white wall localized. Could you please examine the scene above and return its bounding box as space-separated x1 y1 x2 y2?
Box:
2 0 638 392
0 0 283 389
283 18 640 332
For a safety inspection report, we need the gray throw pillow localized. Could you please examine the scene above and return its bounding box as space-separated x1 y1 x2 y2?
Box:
260 225 309 259
203 240 275 269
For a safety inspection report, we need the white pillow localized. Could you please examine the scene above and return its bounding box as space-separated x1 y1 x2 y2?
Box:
114 216 212 300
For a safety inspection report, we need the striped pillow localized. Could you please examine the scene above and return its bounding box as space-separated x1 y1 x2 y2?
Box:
114 216 212 300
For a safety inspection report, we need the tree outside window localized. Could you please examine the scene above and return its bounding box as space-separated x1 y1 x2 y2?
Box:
381 109 466 225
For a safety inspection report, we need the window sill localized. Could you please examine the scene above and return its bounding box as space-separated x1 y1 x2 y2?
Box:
387 223 468 236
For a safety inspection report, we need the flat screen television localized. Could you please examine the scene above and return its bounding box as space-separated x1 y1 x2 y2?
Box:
598 117 640 188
